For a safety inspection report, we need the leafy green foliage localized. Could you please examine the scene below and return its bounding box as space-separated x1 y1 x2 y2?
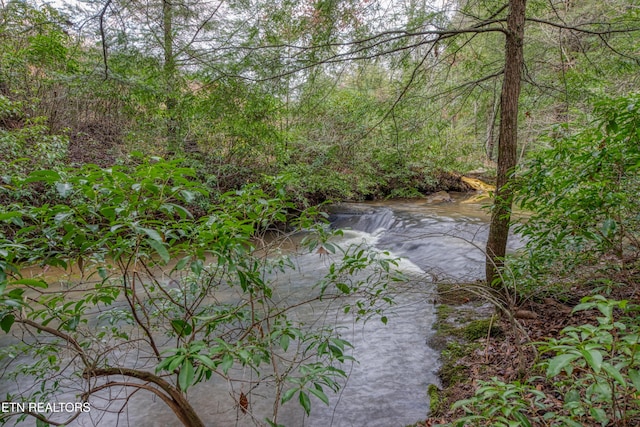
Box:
515 94 640 277
0 158 400 425
538 296 640 426
452 378 548 427
0 96 68 178
451 296 640 426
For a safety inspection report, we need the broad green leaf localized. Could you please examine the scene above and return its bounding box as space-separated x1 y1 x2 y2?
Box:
602 362 626 386
180 190 196 203
173 256 191 272
167 355 186 372
580 348 603 373
309 386 329 406
336 283 350 294
280 334 290 352
565 388 581 403
191 259 203 276
65 315 80 331
546 353 580 377
629 369 640 391
299 391 311 415
601 218 617 237
171 319 193 337
140 227 163 243
281 388 297 404
146 238 170 263
26 170 60 183
220 354 233 374
193 354 216 369
179 359 195 391
589 407 609 424
0 314 15 333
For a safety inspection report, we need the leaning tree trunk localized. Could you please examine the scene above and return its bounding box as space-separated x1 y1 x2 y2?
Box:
485 0 527 285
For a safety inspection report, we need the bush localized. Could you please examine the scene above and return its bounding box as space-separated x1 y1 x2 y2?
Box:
0 158 402 426
515 94 640 276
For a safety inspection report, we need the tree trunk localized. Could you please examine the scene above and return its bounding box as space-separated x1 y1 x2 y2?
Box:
485 0 527 285
163 0 179 154
485 93 499 162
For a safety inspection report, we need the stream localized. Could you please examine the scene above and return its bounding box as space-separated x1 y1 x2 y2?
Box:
1 195 521 427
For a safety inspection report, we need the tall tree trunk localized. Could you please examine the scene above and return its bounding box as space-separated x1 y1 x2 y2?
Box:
163 0 179 154
485 93 499 162
485 0 527 285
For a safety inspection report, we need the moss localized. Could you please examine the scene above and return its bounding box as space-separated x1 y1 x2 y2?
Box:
439 341 480 386
436 283 479 304
460 318 503 341
427 384 441 415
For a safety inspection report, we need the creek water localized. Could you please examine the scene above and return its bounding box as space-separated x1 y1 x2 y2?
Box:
1 195 521 427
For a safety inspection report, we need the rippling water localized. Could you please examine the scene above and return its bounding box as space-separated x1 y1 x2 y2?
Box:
1 195 523 427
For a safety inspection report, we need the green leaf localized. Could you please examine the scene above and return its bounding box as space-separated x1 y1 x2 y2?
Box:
11 278 48 288
281 388 297 404
191 259 203 276
589 407 609 425
179 359 195 391
65 314 80 331
146 238 170 263
299 391 311 415
171 319 193 337
26 170 60 183
280 334 290 352
309 386 329 406
167 355 186 372
580 348 603 373
140 227 163 243
602 362 626 386
513 411 532 427
220 353 233 374
629 369 640 391
336 283 350 294
173 256 191 272
0 314 15 333
193 354 216 369
546 353 580 377
562 419 585 427
180 190 196 203
601 218 617 237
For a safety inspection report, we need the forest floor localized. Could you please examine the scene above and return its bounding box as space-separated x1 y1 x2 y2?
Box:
416 263 640 427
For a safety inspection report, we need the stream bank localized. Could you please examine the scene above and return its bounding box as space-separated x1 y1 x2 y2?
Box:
415 275 638 426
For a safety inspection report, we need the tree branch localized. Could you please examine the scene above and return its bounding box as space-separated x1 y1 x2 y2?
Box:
526 17 640 35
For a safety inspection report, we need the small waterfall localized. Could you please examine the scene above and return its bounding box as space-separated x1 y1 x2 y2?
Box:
327 204 398 235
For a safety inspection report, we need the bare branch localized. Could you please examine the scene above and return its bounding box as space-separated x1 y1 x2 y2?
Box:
526 17 640 35
17 318 91 368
